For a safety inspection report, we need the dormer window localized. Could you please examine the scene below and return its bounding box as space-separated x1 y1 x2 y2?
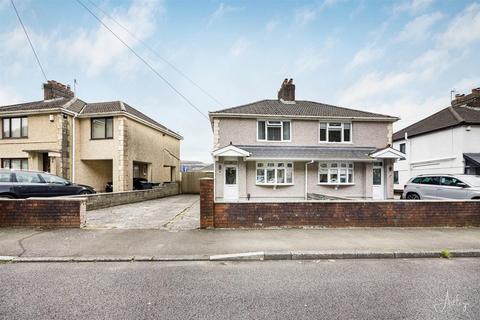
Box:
257 120 291 141
319 122 351 143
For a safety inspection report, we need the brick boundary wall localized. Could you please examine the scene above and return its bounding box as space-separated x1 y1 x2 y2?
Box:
0 198 86 228
70 182 180 211
199 178 480 228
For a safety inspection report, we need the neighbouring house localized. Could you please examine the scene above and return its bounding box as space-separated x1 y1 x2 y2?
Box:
0 80 182 192
209 79 405 202
393 88 480 190
180 160 208 172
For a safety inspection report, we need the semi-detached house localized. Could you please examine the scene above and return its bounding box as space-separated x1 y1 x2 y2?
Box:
209 79 405 202
0 80 182 192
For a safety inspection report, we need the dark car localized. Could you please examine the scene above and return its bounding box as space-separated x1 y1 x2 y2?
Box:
0 169 96 199
133 177 153 190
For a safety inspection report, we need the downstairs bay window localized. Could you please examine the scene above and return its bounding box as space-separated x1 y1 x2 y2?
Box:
256 162 293 185
318 162 354 184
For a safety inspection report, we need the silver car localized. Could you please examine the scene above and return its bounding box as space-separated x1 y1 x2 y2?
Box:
403 174 480 200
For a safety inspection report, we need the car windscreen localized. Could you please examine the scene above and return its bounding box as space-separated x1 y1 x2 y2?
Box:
459 176 480 187
40 173 68 184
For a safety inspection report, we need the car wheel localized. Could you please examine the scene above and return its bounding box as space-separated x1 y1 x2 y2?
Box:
406 192 420 200
79 190 92 195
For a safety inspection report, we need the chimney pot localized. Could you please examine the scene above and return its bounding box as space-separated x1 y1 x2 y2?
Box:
43 80 74 100
278 78 295 102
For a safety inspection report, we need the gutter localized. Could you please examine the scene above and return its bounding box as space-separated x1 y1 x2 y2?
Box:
305 160 314 200
209 113 399 122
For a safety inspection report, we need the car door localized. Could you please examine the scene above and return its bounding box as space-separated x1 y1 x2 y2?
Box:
40 173 74 196
418 176 440 199
437 176 469 199
13 171 47 198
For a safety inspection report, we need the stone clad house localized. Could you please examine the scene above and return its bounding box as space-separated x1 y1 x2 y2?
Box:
0 80 182 192
209 79 405 201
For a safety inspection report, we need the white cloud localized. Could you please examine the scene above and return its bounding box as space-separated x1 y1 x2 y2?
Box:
395 12 444 42
347 45 384 69
451 77 480 96
57 0 163 76
294 52 328 73
208 2 240 25
0 87 21 105
394 0 435 15
230 38 250 57
265 19 279 33
438 3 480 49
339 72 414 106
294 0 341 26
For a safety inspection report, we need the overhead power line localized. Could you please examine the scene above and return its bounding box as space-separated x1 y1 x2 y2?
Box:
75 0 210 121
85 0 224 108
10 0 48 82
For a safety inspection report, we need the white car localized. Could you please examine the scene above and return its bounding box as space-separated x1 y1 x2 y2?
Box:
403 174 480 200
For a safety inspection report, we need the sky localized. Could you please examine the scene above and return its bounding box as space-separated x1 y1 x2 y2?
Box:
1 0 479 163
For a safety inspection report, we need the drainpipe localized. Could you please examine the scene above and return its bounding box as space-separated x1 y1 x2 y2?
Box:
72 113 77 183
305 160 314 200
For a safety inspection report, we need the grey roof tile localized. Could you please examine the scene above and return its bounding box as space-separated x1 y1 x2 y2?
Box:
237 145 377 161
393 104 480 141
210 99 398 120
0 97 71 113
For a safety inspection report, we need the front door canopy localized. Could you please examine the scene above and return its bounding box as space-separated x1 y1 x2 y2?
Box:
370 146 405 160
212 145 251 158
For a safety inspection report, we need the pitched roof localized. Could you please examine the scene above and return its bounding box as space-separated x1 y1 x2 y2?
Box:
236 145 377 161
0 98 181 139
393 104 480 141
210 99 398 120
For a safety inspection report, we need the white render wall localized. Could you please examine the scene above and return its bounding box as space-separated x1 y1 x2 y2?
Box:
393 125 480 189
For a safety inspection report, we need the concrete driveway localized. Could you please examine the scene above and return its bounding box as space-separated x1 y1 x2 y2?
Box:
86 194 199 230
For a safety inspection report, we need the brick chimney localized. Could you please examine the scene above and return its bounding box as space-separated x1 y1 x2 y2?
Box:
452 87 480 108
277 78 295 103
43 80 74 100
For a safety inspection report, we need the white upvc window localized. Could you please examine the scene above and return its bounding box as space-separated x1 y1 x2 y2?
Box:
319 122 352 143
257 120 291 142
318 162 354 184
256 162 294 185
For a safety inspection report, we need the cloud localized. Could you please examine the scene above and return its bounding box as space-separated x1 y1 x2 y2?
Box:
394 0 435 15
451 77 480 95
265 19 279 33
294 52 328 73
347 45 384 69
230 38 250 57
0 87 21 106
438 3 480 49
395 12 444 42
294 0 341 26
339 71 414 106
208 2 240 25
57 0 163 76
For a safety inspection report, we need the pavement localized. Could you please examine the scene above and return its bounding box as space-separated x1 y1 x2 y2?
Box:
1 259 479 319
1 227 479 261
86 194 199 230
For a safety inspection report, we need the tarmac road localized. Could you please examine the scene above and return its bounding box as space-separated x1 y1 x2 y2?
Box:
1 258 479 319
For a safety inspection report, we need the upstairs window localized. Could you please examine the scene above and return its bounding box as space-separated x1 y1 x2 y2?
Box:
91 117 113 139
319 122 351 143
2 117 28 138
256 162 293 185
399 143 406 154
257 120 291 141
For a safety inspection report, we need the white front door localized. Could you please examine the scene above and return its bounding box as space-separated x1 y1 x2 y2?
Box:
372 161 385 200
224 165 239 200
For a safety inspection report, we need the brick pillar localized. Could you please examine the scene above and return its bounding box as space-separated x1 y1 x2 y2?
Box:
200 177 214 228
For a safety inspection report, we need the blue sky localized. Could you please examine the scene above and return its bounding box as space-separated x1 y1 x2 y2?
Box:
1 0 479 162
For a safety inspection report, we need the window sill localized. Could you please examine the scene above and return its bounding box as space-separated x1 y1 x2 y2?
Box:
90 138 114 140
317 183 355 186
256 140 292 143
318 141 353 144
256 183 294 186
1 137 29 140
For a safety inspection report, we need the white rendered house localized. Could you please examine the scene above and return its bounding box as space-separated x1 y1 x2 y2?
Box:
393 88 480 190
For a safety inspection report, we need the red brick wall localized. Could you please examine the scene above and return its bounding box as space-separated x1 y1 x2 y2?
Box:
200 180 480 228
200 178 214 228
0 199 86 228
